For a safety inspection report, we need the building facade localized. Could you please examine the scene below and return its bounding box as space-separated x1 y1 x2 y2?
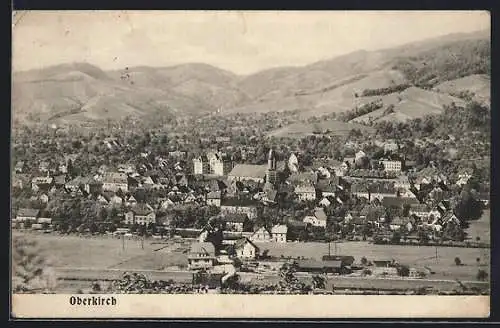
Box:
381 160 402 172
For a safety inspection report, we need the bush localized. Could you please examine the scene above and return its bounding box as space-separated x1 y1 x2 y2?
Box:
477 269 488 281
92 281 102 292
362 269 372 276
454 257 462 266
360 257 368 266
396 265 410 277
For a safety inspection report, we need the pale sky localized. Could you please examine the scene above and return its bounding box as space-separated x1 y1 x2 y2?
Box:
12 11 490 75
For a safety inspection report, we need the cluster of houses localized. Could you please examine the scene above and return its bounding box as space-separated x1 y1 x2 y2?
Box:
12 143 486 244
187 237 353 274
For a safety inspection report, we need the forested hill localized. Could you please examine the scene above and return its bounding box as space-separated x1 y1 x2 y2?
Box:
391 38 490 89
12 29 490 125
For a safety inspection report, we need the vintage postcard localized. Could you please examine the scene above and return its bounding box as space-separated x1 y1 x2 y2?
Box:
11 10 490 318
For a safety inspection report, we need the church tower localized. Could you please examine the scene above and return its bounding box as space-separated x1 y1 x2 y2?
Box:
265 148 277 185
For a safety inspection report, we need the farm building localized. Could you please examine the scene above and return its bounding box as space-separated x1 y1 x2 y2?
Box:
295 259 349 274
321 255 355 267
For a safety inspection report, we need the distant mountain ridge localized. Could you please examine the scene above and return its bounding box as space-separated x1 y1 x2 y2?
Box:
12 29 490 124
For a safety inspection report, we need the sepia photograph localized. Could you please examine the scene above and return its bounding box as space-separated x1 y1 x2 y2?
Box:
11 10 490 318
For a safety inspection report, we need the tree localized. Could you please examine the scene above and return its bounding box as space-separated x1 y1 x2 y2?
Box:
89 222 98 234
232 257 243 269
278 262 308 292
417 228 430 244
12 236 57 293
396 265 410 277
391 231 401 244
205 229 224 252
454 190 483 221
137 224 147 236
454 257 462 266
99 207 108 221
147 222 157 233
312 274 326 290
109 207 119 220
444 221 465 242
362 269 372 276
476 269 488 281
360 257 368 266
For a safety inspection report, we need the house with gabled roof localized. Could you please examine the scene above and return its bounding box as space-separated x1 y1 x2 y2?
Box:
31 176 54 192
124 203 156 225
441 212 460 225
271 224 288 243
126 195 138 207
319 197 332 207
159 198 175 210
303 207 327 228
206 191 222 207
250 226 272 242
96 194 109 205
183 193 197 204
220 213 249 232
262 189 278 204
295 182 316 201
233 238 260 260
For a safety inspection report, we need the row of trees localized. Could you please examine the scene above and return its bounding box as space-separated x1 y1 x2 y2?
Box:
392 38 490 88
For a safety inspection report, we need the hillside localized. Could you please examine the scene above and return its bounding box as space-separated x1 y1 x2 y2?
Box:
12 29 490 124
12 63 227 123
225 32 489 117
107 63 250 110
433 74 490 105
350 87 466 124
267 120 375 139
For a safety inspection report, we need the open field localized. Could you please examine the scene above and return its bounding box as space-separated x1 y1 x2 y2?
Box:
267 120 375 139
15 231 490 282
13 230 490 293
12 231 189 270
255 241 490 281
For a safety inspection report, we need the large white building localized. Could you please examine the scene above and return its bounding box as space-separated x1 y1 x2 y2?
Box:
193 156 210 175
194 152 233 176
380 160 402 172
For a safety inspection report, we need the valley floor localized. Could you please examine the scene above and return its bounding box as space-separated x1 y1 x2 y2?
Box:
12 230 490 294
